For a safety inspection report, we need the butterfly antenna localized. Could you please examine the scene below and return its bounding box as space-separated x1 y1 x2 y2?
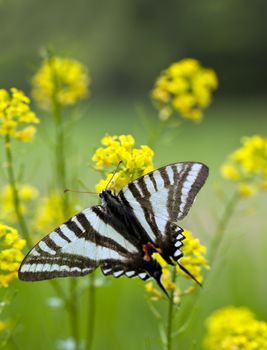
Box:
64 189 98 195
105 161 122 190
177 263 202 287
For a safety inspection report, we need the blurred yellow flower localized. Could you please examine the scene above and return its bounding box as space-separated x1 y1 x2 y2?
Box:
0 223 26 287
221 164 241 181
145 229 209 303
204 306 267 350
238 183 256 197
0 88 39 142
221 135 267 197
33 191 76 234
92 134 154 193
0 320 10 332
0 184 39 223
31 56 90 110
151 58 218 122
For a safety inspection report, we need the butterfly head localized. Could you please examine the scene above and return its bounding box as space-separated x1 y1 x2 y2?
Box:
99 188 112 199
99 188 121 211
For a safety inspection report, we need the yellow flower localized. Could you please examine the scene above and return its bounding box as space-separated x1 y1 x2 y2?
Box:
31 56 90 110
92 134 154 193
33 192 77 235
145 230 209 302
145 282 163 301
177 229 209 284
0 88 39 142
151 58 218 122
221 135 267 197
204 306 267 350
0 184 39 223
0 223 26 287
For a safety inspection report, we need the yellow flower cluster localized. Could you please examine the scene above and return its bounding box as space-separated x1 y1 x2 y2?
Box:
0 88 39 142
204 306 267 350
0 223 26 287
177 229 209 284
31 56 90 110
221 135 267 197
33 192 76 234
151 58 218 122
145 230 209 303
0 185 39 223
92 135 154 193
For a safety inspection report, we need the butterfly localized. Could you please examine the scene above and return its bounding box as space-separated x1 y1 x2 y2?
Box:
19 162 208 295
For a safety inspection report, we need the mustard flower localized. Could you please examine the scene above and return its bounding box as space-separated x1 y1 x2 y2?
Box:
145 230 209 303
177 229 209 284
151 58 218 122
33 191 76 234
0 223 26 287
31 56 90 110
0 184 39 223
204 306 267 350
92 134 154 193
0 88 39 142
221 135 267 197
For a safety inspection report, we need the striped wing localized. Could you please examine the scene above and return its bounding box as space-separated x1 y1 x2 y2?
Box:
118 162 209 241
19 206 148 281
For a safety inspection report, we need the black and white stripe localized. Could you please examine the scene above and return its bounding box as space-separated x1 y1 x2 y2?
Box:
119 162 208 234
19 162 208 291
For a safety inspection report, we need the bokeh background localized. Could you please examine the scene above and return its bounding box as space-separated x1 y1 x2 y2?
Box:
1 0 267 97
0 1 267 349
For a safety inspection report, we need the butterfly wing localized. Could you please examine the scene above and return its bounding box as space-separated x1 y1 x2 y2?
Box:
118 162 208 260
19 206 148 281
119 162 208 223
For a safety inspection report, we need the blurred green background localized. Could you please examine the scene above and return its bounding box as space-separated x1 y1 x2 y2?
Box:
1 0 267 349
0 0 267 98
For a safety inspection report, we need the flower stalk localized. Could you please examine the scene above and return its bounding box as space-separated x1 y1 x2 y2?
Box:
4 135 32 247
51 94 80 350
208 191 240 264
166 266 177 350
51 97 70 212
86 272 96 350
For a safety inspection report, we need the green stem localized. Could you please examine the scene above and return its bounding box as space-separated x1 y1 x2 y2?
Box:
51 95 79 349
148 119 165 149
4 135 32 247
208 191 240 264
52 99 68 197
166 267 177 350
69 278 80 347
8 336 19 350
86 272 96 350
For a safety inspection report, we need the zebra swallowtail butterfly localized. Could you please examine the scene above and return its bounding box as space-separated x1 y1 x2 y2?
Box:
19 162 208 295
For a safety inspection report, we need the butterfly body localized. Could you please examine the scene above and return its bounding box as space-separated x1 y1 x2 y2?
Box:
19 162 209 295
